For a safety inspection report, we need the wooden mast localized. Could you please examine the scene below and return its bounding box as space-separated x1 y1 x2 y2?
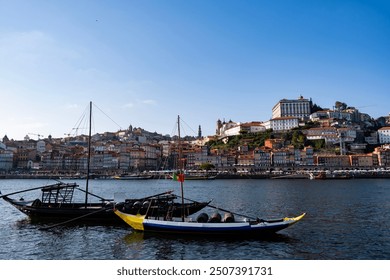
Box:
177 115 185 221
85 101 92 207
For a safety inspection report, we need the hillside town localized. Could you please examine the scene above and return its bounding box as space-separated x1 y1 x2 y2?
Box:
1 96 390 179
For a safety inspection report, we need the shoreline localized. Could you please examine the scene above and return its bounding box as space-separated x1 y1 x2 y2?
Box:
1 171 390 180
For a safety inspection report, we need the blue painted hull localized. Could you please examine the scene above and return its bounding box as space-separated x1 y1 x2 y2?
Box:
143 222 290 236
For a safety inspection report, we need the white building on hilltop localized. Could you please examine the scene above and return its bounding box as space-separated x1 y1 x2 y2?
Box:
263 117 300 132
216 120 266 137
272 96 311 120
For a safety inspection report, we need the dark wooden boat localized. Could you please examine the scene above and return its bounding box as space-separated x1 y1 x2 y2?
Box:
1 182 118 224
115 194 210 218
1 183 209 225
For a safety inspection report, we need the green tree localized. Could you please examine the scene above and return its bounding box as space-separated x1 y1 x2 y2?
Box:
335 101 347 111
307 139 325 150
292 130 305 149
311 103 323 113
199 163 215 171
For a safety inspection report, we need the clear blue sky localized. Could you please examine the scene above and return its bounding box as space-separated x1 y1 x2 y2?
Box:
1 0 389 140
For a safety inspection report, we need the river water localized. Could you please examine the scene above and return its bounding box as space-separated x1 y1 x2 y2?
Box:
0 178 389 260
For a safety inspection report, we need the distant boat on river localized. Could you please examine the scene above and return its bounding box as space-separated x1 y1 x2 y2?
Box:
113 174 153 180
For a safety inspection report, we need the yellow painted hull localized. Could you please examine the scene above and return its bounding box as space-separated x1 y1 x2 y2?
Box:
114 210 145 231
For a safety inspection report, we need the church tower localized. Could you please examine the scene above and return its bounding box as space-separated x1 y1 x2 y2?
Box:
216 119 222 135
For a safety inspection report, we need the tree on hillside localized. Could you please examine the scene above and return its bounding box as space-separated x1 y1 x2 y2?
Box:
335 101 348 111
306 139 325 150
311 103 323 113
292 130 305 149
199 163 215 171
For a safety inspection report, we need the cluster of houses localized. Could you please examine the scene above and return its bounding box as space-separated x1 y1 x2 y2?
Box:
1 96 390 175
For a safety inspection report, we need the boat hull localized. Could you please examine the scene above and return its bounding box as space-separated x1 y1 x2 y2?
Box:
2 196 122 224
113 175 153 180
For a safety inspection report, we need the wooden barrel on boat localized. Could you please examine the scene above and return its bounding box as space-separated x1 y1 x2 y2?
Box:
208 212 222 223
223 212 235 223
122 202 131 212
142 201 150 209
132 201 142 209
196 212 209 223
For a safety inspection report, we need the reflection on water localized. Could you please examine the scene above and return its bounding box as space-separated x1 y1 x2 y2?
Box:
120 230 299 260
1 178 390 259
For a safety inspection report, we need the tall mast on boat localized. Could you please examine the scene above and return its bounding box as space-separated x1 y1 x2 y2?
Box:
177 115 185 222
85 101 92 207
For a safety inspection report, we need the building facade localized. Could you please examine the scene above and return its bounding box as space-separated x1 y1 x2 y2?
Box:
272 96 311 120
0 148 13 170
263 117 300 131
378 127 390 144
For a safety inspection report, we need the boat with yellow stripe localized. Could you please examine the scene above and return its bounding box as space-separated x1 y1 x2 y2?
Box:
114 209 305 237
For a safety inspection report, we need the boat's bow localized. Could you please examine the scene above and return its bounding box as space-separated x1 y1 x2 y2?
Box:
283 212 306 225
114 209 145 231
1 195 34 211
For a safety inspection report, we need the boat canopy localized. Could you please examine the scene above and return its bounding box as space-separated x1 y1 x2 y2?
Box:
41 183 78 204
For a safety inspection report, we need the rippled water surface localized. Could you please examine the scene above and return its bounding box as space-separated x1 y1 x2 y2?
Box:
1 178 389 260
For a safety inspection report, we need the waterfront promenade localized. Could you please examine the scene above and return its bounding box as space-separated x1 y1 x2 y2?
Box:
1 169 390 180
